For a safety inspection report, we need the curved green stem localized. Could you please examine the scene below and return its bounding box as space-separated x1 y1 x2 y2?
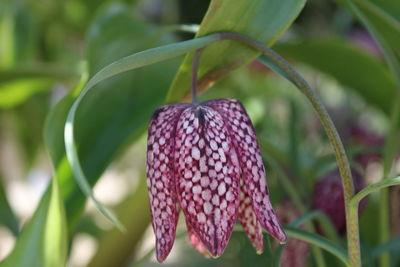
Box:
349 175 400 266
344 1 400 265
215 32 358 266
65 31 356 264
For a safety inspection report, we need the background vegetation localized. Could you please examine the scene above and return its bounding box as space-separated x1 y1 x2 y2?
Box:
0 0 399 266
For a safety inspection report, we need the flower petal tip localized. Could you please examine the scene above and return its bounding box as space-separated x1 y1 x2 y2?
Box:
275 230 287 244
155 238 177 262
155 249 168 263
278 233 288 244
256 249 264 255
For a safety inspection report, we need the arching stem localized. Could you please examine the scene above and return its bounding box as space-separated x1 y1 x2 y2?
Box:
191 48 204 104
64 30 359 266
215 32 359 266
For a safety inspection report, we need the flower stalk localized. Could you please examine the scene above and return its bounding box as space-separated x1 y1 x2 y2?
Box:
214 32 359 266
64 30 360 266
191 48 204 104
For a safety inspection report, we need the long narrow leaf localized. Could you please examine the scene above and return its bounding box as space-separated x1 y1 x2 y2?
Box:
0 176 19 235
351 176 400 206
64 35 219 227
284 226 349 266
290 211 341 245
0 178 67 267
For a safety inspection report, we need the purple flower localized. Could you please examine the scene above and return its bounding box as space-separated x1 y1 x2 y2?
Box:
146 98 286 262
313 168 366 234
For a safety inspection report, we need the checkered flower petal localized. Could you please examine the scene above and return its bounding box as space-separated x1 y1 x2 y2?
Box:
175 105 241 257
146 98 286 262
205 98 286 243
237 178 264 253
146 103 189 262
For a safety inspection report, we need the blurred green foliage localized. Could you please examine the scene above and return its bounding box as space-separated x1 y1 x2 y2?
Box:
0 0 399 266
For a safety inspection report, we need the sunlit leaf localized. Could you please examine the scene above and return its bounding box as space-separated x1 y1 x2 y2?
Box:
166 0 306 103
45 4 196 231
0 178 67 267
0 78 53 109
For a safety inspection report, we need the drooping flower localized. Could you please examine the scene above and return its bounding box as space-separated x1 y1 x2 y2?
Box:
146 98 286 262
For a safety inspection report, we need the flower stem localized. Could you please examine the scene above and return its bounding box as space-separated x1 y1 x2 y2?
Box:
216 32 359 266
191 48 204 104
344 2 400 265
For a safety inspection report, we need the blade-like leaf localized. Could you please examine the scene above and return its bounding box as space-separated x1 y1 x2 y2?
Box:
46 4 216 231
371 0 400 21
336 0 400 59
284 226 350 266
166 0 306 103
290 211 341 245
353 0 400 57
370 236 400 260
232 225 349 266
0 178 67 267
274 39 397 115
351 175 400 206
0 176 19 235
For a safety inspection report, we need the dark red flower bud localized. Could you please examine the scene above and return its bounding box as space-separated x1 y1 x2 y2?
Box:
313 169 366 234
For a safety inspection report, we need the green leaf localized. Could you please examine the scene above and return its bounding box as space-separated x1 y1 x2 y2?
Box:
47 5 216 231
0 176 19 236
166 0 306 103
274 39 397 115
371 0 400 21
284 226 350 266
0 0 39 67
370 236 400 260
350 175 400 206
0 0 15 68
0 178 67 267
352 0 400 57
0 66 78 82
0 78 53 108
290 211 341 246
